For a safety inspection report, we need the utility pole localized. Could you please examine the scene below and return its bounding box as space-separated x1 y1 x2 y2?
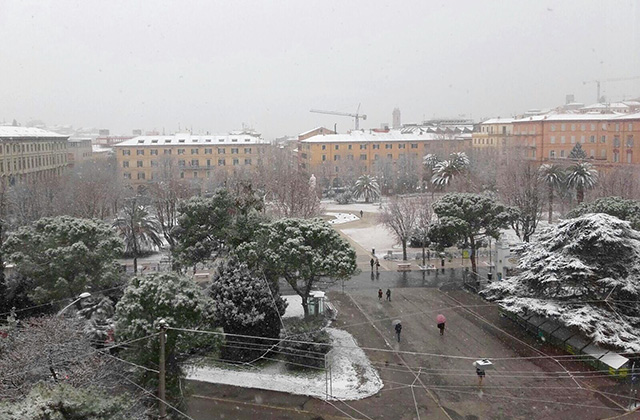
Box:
158 319 168 419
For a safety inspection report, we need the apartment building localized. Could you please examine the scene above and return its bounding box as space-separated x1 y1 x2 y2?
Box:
299 129 471 186
0 126 69 182
67 138 93 166
113 132 270 186
513 113 640 165
472 118 514 150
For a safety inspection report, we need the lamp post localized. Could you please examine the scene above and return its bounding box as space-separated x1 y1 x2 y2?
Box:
57 292 92 316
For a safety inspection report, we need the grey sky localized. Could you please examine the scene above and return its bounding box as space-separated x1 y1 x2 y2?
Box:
1 0 639 138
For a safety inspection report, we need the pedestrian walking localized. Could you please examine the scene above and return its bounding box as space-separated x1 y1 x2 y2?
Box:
386 289 391 301
476 367 485 386
473 360 492 387
360 210 364 218
370 257 375 271
437 314 446 336
378 288 383 301
395 322 402 342
375 258 380 272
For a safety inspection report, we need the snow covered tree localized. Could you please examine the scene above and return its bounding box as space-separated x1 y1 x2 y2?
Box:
353 175 380 203
237 218 357 317
565 161 598 204
431 193 512 274
484 213 640 352
499 162 543 242
172 189 235 269
538 164 564 223
113 197 163 274
565 196 640 230
209 258 286 362
379 196 420 261
0 383 130 420
431 152 470 191
412 195 433 266
568 143 587 160
3 216 124 304
115 272 218 408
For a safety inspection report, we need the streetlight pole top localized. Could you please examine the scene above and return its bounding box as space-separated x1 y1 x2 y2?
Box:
56 292 92 316
157 319 169 330
79 292 92 299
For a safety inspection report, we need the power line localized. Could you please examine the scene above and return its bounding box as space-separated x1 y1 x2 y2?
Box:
119 374 197 420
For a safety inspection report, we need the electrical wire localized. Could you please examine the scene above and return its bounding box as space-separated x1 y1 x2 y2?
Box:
119 374 197 420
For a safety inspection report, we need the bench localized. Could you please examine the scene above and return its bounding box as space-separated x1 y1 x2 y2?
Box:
397 263 412 272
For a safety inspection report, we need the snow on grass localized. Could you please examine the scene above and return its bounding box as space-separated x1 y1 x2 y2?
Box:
185 327 383 401
325 212 359 225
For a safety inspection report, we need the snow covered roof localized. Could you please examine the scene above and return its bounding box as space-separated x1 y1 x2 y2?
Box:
298 126 332 137
301 130 463 143
113 133 269 147
480 117 515 125
513 112 633 123
0 126 68 139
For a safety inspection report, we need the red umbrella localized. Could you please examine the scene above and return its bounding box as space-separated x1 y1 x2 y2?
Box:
436 314 446 324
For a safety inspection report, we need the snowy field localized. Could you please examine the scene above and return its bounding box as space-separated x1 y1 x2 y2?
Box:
325 212 359 225
323 201 383 214
186 327 383 401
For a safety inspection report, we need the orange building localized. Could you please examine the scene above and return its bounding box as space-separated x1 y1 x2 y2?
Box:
513 113 640 166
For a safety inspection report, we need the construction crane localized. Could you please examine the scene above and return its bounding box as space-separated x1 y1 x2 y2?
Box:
310 104 367 130
583 76 640 103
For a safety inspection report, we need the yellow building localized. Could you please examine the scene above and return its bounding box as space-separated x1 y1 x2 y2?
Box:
299 129 471 186
113 132 270 186
0 126 69 182
472 118 514 151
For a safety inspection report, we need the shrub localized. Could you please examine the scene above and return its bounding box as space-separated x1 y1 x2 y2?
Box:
280 319 331 369
335 191 354 204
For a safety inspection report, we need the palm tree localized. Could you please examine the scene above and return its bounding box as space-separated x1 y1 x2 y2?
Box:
566 162 598 204
113 197 163 274
353 175 380 203
431 152 469 191
538 164 564 223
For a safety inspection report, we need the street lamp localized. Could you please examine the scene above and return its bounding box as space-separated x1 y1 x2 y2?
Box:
57 292 92 316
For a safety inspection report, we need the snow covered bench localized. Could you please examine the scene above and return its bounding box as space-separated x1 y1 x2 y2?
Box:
397 263 411 271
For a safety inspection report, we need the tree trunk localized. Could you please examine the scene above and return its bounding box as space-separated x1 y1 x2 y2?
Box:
421 245 426 266
401 239 407 261
548 187 553 224
301 295 309 317
577 187 584 204
470 239 477 275
133 256 138 274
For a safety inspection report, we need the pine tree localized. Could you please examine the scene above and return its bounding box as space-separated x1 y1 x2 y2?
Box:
568 142 587 160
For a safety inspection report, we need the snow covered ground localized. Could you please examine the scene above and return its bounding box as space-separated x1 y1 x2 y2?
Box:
282 295 304 318
323 201 384 214
325 212 359 225
186 327 383 401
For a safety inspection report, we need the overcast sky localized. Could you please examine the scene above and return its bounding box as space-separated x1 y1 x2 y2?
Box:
1 0 639 138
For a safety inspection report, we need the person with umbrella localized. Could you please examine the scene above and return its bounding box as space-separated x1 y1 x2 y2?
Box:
394 320 402 342
473 359 493 386
437 314 446 336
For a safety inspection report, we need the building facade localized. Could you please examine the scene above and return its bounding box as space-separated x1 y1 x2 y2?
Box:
513 113 640 165
67 138 93 166
472 118 514 151
0 126 69 182
299 129 471 186
113 132 270 186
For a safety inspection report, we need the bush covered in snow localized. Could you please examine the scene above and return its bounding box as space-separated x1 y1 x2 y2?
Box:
209 258 287 363
335 191 355 205
484 213 640 352
565 196 640 230
280 319 331 369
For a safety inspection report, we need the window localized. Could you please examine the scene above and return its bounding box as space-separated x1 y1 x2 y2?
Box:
136 160 143 167
581 124 586 131
348 145 352 150
137 149 144 155
122 161 129 168
374 154 379 160
231 138 238 142
601 149 607 159
590 135 596 143
205 148 212 154
244 148 251 153
627 151 633 163
628 123 633 131
231 148 238 154
360 154 367 160
560 136 565 144
322 155 326 161
550 124 556 132
244 158 252 165
206 159 211 167
373 144 380 149
150 149 158 155
580 135 586 143
590 149 595 158
601 135 606 143
218 159 225 166
178 160 185 167
549 150 556 158
122 150 131 156
193 171 198 178
233 158 239 166
561 124 566 131
180 172 184 178
614 136 621 147
560 150 565 158
571 124 575 131
398 144 405 149
550 136 556 144
385 144 392 149
191 148 199 154
164 149 172 155
359 144 367 150
151 160 158 167
123 172 131 179
333 155 340 161
616 123 620 132
571 136 575 144
613 151 619 162
591 124 596 131
411 143 418 149
178 149 185 155
218 148 225 154
191 159 199 167
387 153 392 159
335 166 339 173
322 145 326 150
137 172 145 180
627 136 634 147
334 145 339 150
602 123 607 131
